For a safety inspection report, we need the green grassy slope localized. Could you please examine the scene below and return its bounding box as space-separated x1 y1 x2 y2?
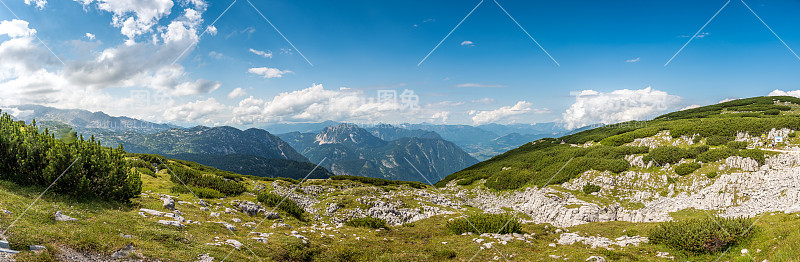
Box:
437 96 800 190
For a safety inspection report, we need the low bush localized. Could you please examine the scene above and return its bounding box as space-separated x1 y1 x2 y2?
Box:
649 217 754 253
706 136 732 146
674 162 701 176
645 146 692 164
330 175 425 189
171 185 224 199
583 183 601 194
345 217 388 229
727 141 748 150
789 132 797 138
430 250 457 260
258 192 305 221
446 213 521 235
706 172 718 179
697 148 736 163
764 109 780 115
485 172 533 190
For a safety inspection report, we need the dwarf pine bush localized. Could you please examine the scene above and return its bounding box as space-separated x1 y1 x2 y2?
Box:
649 217 754 253
446 213 521 234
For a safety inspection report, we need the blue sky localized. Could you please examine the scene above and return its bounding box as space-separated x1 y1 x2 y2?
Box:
1 0 800 128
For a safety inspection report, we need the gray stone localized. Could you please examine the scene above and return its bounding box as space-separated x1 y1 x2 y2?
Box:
264 211 280 219
157 220 184 228
0 240 9 249
196 253 215 262
54 211 77 222
29 245 46 252
239 201 263 216
163 197 176 210
111 244 136 259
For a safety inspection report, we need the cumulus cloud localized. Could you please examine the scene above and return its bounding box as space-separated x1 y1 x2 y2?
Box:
469 101 539 125
227 87 247 99
460 40 474 46
85 33 96 40
77 0 176 43
232 84 409 124
562 87 681 129
24 0 47 9
164 98 229 124
249 48 272 58
472 98 495 104
206 25 217 36
0 19 37 38
430 111 450 124
248 67 293 79
768 89 800 98
681 104 701 111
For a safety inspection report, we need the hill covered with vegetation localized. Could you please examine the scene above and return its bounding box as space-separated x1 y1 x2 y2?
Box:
437 96 799 190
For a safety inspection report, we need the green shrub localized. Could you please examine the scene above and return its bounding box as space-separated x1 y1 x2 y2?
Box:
272 241 319 262
649 217 754 253
706 172 718 179
737 149 766 165
789 132 797 138
258 192 305 221
330 175 425 189
689 145 709 156
764 109 780 115
674 162 701 176
0 112 141 202
167 163 246 196
485 172 532 190
583 183 601 194
345 217 388 229
446 213 521 235
697 148 736 163
645 146 691 164
706 136 732 146
727 141 748 150
171 185 224 199
430 250 457 260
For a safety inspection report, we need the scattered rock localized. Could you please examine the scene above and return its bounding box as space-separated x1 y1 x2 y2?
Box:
163 197 176 210
557 233 648 249
225 239 243 249
239 201 263 216
232 218 242 223
210 212 220 218
586 256 606 262
140 208 166 217
111 244 137 259
54 211 77 222
326 203 339 215
157 220 184 228
264 212 280 219
29 245 46 253
1 210 10 215
196 253 215 262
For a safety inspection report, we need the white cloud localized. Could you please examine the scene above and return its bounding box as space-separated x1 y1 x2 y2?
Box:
430 111 450 124
469 101 539 125
232 84 409 124
280 48 293 54
206 25 217 36
769 89 800 98
472 98 496 104
227 87 247 99
249 48 273 58
718 98 739 103
681 104 701 111
0 19 37 38
456 83 505 88
85 33 96 40
208 51 223 59
460 40 474 46
24 0 47 9
164 98 229 124
77 0 176 43
562 87 681 129
626 57 640 63
248 67 293 79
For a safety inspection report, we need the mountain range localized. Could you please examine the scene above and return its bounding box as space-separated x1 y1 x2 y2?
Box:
278 124 479 182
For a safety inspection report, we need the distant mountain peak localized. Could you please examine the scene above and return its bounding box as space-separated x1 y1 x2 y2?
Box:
315 124 385 146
